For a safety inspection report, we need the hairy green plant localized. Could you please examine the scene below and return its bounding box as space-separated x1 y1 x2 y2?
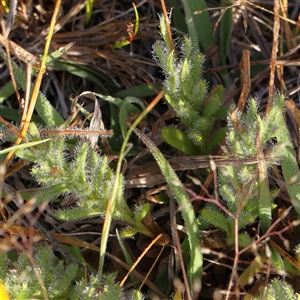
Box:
200 95 300 248
152 15 225 154
250 277 299 300
0 246 78 299
11 122 154 240
74 273 143 300
0 247 143 300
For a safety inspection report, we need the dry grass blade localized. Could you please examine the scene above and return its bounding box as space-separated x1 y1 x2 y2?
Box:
39 128 113 137
0 33 41 68
266 0 280 113
126 155 276 189
0 23 21 104
0 33 40 69
236 49 250 111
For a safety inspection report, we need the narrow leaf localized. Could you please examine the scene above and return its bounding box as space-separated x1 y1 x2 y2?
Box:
1 139 50 155
161 127 199 155
133 127 202 296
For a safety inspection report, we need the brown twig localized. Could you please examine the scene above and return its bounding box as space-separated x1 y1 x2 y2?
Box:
237 49 251 112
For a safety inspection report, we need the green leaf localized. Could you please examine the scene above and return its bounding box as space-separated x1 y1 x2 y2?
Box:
201 209 230 235
206 127 227 153
180 0 214 51
258 165 272 231
1 138 50 155
220 0 233 65
116 229 138 288
134 203 150 223
46 42 75 65
159 15 172 51
274 95 300 214
0 81 16 104
238 250 268 287
85 0 94 25
71 142 88 185
181 58 191 96
0 105 43 123
27 122 41 140
133 127 202 296
237 233 252 248
270 245 285 273
119 97 145 138
161 127 199 155
226 233 252 248
34 183 69 204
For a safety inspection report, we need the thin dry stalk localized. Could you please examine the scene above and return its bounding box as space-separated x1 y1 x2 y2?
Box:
3 0 62 167
119 233 164 286
0 26 21 104
266 0 280 113
225 172 259 300
170 195 192 300
159 0 174 51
